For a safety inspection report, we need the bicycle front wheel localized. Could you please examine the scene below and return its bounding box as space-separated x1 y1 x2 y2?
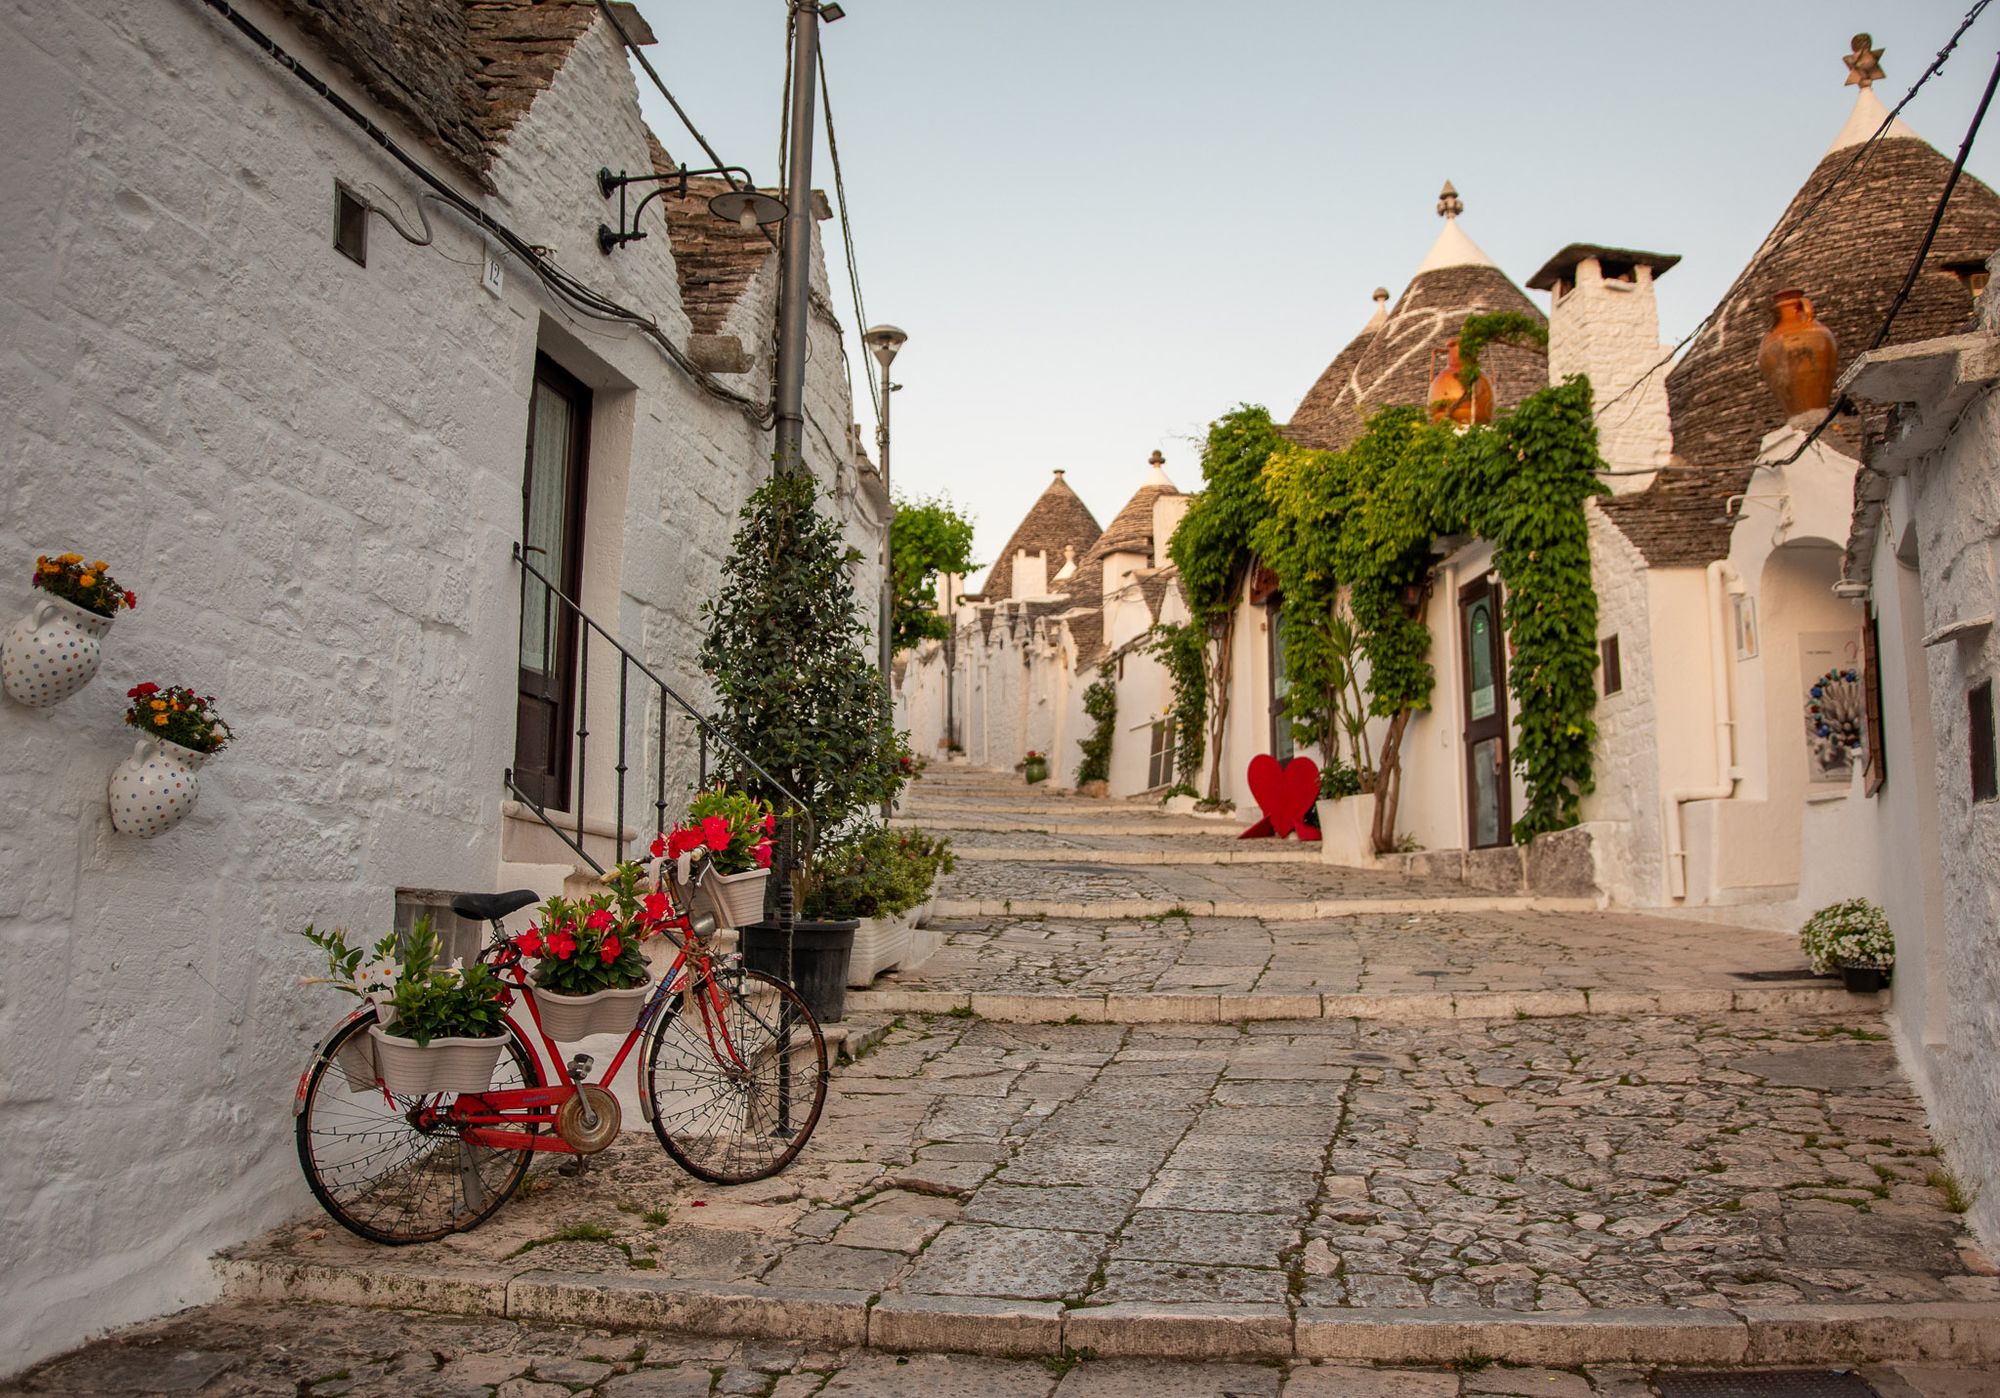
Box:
644 966 828 1184
295 1010 540 1244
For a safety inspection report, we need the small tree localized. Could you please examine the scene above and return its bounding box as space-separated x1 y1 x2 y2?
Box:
701 472 910 868
889 494 976 651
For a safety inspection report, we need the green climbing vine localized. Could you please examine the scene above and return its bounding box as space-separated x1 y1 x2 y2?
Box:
1164 406 1285 801
1250 377 1607 849
1145 619 1207 790
1075 666 1118 785
1455 311 1548 387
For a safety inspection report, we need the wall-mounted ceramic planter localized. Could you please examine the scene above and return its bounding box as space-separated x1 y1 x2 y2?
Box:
2 597 114 707
109 735 209 837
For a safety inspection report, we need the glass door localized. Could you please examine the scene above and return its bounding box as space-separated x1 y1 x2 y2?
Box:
514 355 590 811
1268 601 1294 762
1459 577 1511 848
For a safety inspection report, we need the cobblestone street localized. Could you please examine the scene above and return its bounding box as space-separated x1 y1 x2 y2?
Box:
22 769 2000 1393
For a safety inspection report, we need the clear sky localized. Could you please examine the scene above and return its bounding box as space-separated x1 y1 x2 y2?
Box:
625 1 2000 591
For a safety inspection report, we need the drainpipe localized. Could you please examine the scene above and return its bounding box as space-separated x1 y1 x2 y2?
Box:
1664 560 1741 898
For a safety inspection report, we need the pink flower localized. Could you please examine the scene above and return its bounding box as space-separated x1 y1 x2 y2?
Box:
650 833 667 859
585 908 615 932
701 815 731 851
754 838 773 869
600 934 622 964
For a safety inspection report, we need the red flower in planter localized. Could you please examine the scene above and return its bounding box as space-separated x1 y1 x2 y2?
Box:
650 833 667 859
754 838 773 869
585 908 615 932
513 928 544 957
546 927 577 960
599 934 622 964
642 890 671 925
128 682 159 699
700 815 731 851
763 813 777 835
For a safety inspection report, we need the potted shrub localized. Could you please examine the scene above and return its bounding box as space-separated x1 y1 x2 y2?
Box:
3 553 138 707
514 859 666 1040
1313 758 1378 867
108 683 233 837
699 472 916 1020
658 787 775 928
1022 750 1049 785
1799 898 1895 993
301 917 509 1095
806 825 956 988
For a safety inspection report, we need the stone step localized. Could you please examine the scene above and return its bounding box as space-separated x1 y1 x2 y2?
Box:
844 984 1878 1023
930 895 1601 920
903 798 1196 817
951 847 1323 865
216 1256 2000 1367
897 816 1242 838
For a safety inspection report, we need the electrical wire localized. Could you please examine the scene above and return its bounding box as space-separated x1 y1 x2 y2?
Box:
1767 41 2000 474
818 42 881 425
190 0 772 426
1592 0 1994 429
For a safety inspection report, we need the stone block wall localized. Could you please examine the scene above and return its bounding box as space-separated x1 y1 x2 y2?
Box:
0 0 873 1372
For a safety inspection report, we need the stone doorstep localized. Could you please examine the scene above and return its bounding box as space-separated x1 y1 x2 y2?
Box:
953 849 1326 865
929 897 1605 920
843 987 1872 1024
215 1258 2000 1365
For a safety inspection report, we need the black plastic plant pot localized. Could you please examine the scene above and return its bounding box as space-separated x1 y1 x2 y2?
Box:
1840 964 1890 994
740 920 858 1024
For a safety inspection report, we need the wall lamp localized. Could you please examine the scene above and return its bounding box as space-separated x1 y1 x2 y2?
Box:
596 165 787 254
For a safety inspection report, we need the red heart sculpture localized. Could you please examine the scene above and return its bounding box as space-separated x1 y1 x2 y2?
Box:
1241 754 1321 841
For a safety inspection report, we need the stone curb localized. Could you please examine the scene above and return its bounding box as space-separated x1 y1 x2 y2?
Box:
844 986 1875 1024
217 1259 2000 1365
930 897 1604 920
953 848 1325 866
894 818 1234 838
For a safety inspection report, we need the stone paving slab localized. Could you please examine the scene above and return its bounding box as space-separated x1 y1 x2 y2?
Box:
955 847 1327 865
935 857 1481 907
219 1013 1997 1367
23 1300 1998 1398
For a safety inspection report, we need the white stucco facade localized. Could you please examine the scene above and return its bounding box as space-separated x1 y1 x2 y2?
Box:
0 0 880 1372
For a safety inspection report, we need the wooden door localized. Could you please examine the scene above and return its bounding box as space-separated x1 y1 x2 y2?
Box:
514 355 591 811
1459 576 1511 848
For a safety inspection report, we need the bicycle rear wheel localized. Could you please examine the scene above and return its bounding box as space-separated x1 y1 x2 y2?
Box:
644 965 828 1184
295 1010 540 1244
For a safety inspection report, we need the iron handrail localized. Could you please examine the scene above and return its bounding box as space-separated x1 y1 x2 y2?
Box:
507 545 815 953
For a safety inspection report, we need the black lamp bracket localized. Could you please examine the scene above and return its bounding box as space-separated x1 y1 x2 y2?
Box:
596 165 757 255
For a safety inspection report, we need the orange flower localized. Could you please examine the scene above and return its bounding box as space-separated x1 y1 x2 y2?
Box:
78 574 95 587
152 714 168 726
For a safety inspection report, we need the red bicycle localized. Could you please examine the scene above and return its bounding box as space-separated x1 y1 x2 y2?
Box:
292 885 827 1245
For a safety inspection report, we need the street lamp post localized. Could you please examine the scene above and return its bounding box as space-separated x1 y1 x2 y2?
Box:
863 323 906 819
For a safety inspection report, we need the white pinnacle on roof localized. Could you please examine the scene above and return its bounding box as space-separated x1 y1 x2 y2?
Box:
1414 180 1498 274
1144 448 1175 490
1826 81 1921 153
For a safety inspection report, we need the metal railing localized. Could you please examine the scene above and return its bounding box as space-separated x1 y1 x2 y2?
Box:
507 545 814 947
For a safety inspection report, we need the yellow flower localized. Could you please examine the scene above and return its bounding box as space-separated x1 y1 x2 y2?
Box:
150 699 166 711
39 561 57 573
90 561 108 572
57 553 81 564
153 714 168 726
78 574 95 587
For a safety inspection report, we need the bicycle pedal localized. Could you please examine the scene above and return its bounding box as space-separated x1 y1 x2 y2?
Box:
564 1053 594 1081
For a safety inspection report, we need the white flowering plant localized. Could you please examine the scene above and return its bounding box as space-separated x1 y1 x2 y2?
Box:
300 918 506 1045
1798 898 1894 974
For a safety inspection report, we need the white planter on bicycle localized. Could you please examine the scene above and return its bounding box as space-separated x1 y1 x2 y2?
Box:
677 867 769 929
367 1025 507 1095
534 979 653 1040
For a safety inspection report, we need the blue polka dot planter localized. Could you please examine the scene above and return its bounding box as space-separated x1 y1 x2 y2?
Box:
2 596 113 708
109 735 210 838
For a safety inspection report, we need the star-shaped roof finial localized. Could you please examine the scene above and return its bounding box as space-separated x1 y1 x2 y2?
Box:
1436 180 1463 220
1845 33 1885 88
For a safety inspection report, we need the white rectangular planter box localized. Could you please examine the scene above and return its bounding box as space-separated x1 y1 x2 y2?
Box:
367 1026 507 1096
1316 797 1382 868
849 912 914 988
531 981 651 1041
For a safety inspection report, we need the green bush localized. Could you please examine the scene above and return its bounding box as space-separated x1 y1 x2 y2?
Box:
1076 671 1117 785
805 826 956 920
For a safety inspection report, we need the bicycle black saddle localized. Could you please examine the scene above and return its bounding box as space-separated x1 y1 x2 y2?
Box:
451 889 541 923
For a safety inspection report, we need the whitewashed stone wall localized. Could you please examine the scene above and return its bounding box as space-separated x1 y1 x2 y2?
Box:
1545 259 1673 487
1577 507 1659 903
0 0 875 1372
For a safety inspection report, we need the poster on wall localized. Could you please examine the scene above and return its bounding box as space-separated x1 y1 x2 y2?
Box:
1801 630 1866 785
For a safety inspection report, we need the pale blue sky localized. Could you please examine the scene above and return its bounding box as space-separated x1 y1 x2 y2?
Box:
626 1 2000 589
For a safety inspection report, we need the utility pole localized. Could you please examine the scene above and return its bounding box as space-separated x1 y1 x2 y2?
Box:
771 1 825 478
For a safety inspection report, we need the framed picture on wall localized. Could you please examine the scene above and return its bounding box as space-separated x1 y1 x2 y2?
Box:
1733 594 1759 660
